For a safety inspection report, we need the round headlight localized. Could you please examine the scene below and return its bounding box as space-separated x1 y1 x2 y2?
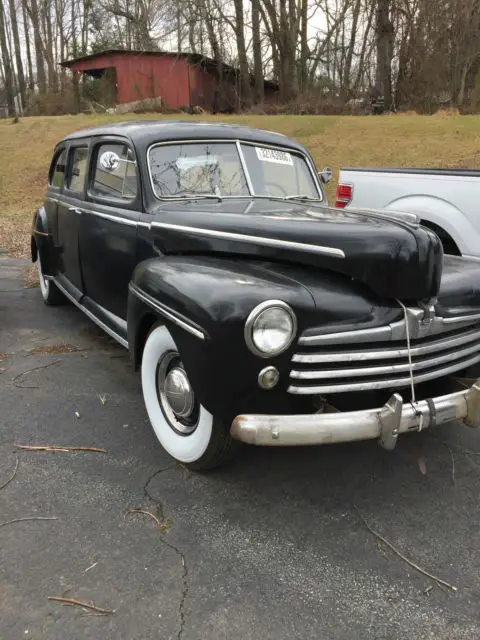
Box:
245 301 297 357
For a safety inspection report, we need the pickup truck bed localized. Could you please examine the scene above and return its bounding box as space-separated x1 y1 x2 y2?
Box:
336 167 480 259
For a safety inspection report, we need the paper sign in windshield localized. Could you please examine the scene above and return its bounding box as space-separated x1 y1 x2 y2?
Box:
256 147 293 165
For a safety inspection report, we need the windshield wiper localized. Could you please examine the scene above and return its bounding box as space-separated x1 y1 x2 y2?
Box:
162 194 223 202
284 195 321 202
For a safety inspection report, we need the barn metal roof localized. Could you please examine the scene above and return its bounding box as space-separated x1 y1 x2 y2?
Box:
60 49 279 90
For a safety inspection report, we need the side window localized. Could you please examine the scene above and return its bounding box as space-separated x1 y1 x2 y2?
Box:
67 147 89 193
49 149 66 188
91 143 138 200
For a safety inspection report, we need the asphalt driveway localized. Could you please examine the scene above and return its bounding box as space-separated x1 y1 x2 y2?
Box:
1 257 480 640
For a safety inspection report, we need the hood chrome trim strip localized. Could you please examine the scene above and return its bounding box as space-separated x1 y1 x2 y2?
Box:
150 221 346 259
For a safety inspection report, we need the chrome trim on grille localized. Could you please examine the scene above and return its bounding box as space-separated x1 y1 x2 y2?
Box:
290 307 480 395
291 339 480 379
293 327 480 364
299 309 480 346
128 283 206 340
288 352 480 395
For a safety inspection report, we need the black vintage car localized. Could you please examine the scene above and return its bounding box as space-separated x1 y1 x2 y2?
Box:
32 120 480 470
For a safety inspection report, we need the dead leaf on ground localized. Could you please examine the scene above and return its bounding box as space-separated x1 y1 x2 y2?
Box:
28 344 84 356
417 455 427 475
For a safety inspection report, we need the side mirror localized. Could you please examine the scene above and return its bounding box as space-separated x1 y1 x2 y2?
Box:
319 167 332 184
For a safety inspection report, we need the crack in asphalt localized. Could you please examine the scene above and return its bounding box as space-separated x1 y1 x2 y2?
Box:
144 465 188 640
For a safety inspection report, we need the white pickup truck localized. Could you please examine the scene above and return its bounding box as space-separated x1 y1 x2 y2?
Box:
335 168 480 259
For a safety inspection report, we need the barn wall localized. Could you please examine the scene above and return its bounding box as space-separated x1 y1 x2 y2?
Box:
68 53 191 107
113 54 190 106
188 66 218 110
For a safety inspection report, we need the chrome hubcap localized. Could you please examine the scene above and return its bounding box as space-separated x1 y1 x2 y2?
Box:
157 352 198 435
164 367 195 418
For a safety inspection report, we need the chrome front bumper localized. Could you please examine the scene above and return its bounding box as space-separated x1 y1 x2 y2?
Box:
230 381 480 449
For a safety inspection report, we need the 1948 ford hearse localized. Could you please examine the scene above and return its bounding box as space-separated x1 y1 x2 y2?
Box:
32 120 480 470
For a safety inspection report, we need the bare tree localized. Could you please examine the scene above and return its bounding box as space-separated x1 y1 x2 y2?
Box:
0 0 15 113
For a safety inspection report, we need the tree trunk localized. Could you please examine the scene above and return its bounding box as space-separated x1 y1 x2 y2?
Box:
299 0 308 92
375 0 394 110
8 0 26 109
42 0 57 90
251 0 264 104
29 0 47 93
22 0 34 92
279 0 289 100
0 1 15 114
233 0 252 107
342 0 361 100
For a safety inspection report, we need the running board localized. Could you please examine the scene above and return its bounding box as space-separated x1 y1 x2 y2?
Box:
54 279 128 349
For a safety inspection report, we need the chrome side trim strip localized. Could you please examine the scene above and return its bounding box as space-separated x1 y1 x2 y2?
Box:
81 208 138 227
150 222 345 259
293 327 480 363
54 279 128 348
288 352 480 394
128 283 206 340
290 339 480 379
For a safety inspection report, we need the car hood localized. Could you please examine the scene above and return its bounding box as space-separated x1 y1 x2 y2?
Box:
149 199 443 301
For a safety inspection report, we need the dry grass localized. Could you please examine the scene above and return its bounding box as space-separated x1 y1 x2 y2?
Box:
2 112 480 257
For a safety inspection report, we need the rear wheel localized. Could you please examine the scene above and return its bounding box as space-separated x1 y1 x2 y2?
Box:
37 252 64 306
141 323 240 471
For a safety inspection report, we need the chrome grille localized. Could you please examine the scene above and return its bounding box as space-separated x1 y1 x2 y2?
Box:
288 312 480 395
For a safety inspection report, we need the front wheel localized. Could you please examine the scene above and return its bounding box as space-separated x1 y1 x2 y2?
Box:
37 252 64 306
141 324 240 471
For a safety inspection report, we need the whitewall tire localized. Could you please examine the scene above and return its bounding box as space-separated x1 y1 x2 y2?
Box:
37 252 64 306
141 323 240 470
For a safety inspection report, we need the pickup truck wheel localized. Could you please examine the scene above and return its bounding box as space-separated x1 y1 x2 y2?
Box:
37 253 64 306
141 324 240 471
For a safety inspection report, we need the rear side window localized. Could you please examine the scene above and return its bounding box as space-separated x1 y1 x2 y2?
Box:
68 147 89 193
49 149 66 188
91 143 138 200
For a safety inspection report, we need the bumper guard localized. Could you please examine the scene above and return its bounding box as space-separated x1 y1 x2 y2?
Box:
230 380 480 449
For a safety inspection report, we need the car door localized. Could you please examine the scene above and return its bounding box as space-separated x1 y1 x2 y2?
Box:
43 146 67 273
79 137 141 324
56 142 89 298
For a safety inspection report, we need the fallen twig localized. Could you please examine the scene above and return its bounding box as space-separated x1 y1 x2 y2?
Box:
446 445 456 484
47 596 115 615
84 561 98 573
354 504 457 592
16 445 106 453
12 360 61 389
125 507 171 533
0 516 58 529
0 454 19 490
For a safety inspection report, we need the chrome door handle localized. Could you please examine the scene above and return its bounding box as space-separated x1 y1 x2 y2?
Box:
68 206 83 215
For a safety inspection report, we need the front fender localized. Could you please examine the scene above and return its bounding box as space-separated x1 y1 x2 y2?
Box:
31 207 55 275
128 256 318 422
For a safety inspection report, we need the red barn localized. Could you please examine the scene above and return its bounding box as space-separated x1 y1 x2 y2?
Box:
60 49 278 112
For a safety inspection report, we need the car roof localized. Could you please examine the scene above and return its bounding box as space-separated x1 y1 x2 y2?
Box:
60 120 308 153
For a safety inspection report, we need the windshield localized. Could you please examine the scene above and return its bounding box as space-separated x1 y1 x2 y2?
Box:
148 141 320 200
